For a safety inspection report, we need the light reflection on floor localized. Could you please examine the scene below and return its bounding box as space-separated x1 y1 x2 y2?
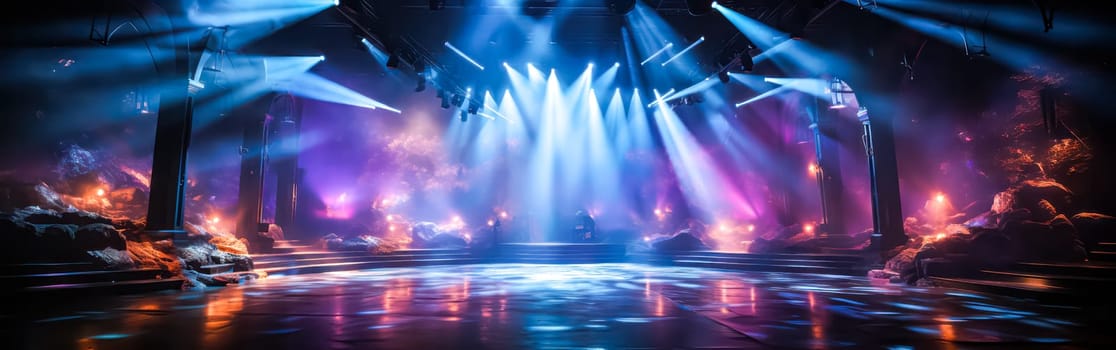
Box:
4 263 1113 349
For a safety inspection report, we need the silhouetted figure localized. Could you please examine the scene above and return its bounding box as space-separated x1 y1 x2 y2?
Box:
572 210 597 242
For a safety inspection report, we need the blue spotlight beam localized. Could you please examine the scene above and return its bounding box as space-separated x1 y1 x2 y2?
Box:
660 37 704 67
640 42 674 66
646 88 675 108
444 42 485 71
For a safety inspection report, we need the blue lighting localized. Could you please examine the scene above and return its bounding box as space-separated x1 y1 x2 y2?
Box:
444 41 486 71
640 42 673 66
89 333 131 340
661 37 704 66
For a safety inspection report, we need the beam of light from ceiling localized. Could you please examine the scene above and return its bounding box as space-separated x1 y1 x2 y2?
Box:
361 38 390 66
712 3 849 76
186 0 335 49
650 90 755 221
863 3 1063 72
761 77 829 99
592 62 621 93
660 36 705 67
641 42 674 66
284 73 401 113
444 41 486 71
875 0 1116 48
735 85 792 108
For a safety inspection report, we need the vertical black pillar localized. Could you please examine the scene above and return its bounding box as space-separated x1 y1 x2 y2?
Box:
273 95 302 233
236 93 274 252
858 103 906 257
810 101 848 244
145 24 194 243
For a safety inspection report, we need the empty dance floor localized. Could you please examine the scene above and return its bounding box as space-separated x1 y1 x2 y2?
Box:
5 263 1112 349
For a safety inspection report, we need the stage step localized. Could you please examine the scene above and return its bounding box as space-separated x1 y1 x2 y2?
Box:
0 268 168 288
18 277 186 297
1095 242 1116 252
197 263 236 275
631 251 865 275
1012 261 1116 278
260 257 482 276
929 276 1079 303
253 252 473 270
1089 250 1116 262
0 262 100 275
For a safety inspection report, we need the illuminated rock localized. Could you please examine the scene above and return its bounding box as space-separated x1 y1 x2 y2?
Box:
652 230 709 252
86 247 135 269
1071 212 1116 248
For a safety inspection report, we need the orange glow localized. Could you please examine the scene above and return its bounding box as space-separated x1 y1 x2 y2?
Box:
747 224 755 232
935 193 946 204
719 224 730 232
940 323 956 341
808 163 818 174
935 233 946 241
808 292 815 310
389 225 396 231
96 188 105 197
804 224 815 233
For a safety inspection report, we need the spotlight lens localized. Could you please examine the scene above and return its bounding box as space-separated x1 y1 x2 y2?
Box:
614 62 621 67
318 55 326 61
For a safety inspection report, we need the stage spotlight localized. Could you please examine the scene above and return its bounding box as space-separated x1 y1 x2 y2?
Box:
429 0 444 10
460 109 468 122
439 90 450 109
718 70 729 84
607 0 636 15
386 51 400 69
451 93 464 107
740 51 754 72
686 0 714 16
414 61 427 92
467 99 480 114
828 77 851 109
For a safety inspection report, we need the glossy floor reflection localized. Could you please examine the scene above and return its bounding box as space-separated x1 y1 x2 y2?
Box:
3 263 1112 349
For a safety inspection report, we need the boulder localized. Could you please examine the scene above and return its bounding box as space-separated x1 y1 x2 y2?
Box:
86 247 135 269
36 224 79 260
74 223 126 251
653 231 710 252
1071 212 1116 248
1032 199 1059 222
1015 180 1074 213
61 210 113 226
884 248 918 277
21 207 63 225
420 233 468 249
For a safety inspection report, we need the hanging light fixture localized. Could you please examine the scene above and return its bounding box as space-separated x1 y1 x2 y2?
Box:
828 77 852 109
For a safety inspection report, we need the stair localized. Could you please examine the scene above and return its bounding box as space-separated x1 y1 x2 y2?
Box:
1089 242 1116 262
632 250 866 275
256 248 478 277
0 264 182 297
926 259 1116 303
492 243 628 263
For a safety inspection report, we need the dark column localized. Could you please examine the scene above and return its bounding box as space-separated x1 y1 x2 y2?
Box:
145 20 194 243
810 101 849 244
236 93 275 252
858 100 906 259
273 95 302 233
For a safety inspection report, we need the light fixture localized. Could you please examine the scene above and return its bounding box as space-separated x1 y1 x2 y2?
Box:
414 60 427 92
685 0 714 16
607 0 636 15
828 77 851 109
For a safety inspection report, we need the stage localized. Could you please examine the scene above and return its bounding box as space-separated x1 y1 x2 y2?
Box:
4 263 1109 349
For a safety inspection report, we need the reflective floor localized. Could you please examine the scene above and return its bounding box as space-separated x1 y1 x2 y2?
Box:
3 263 1112 349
